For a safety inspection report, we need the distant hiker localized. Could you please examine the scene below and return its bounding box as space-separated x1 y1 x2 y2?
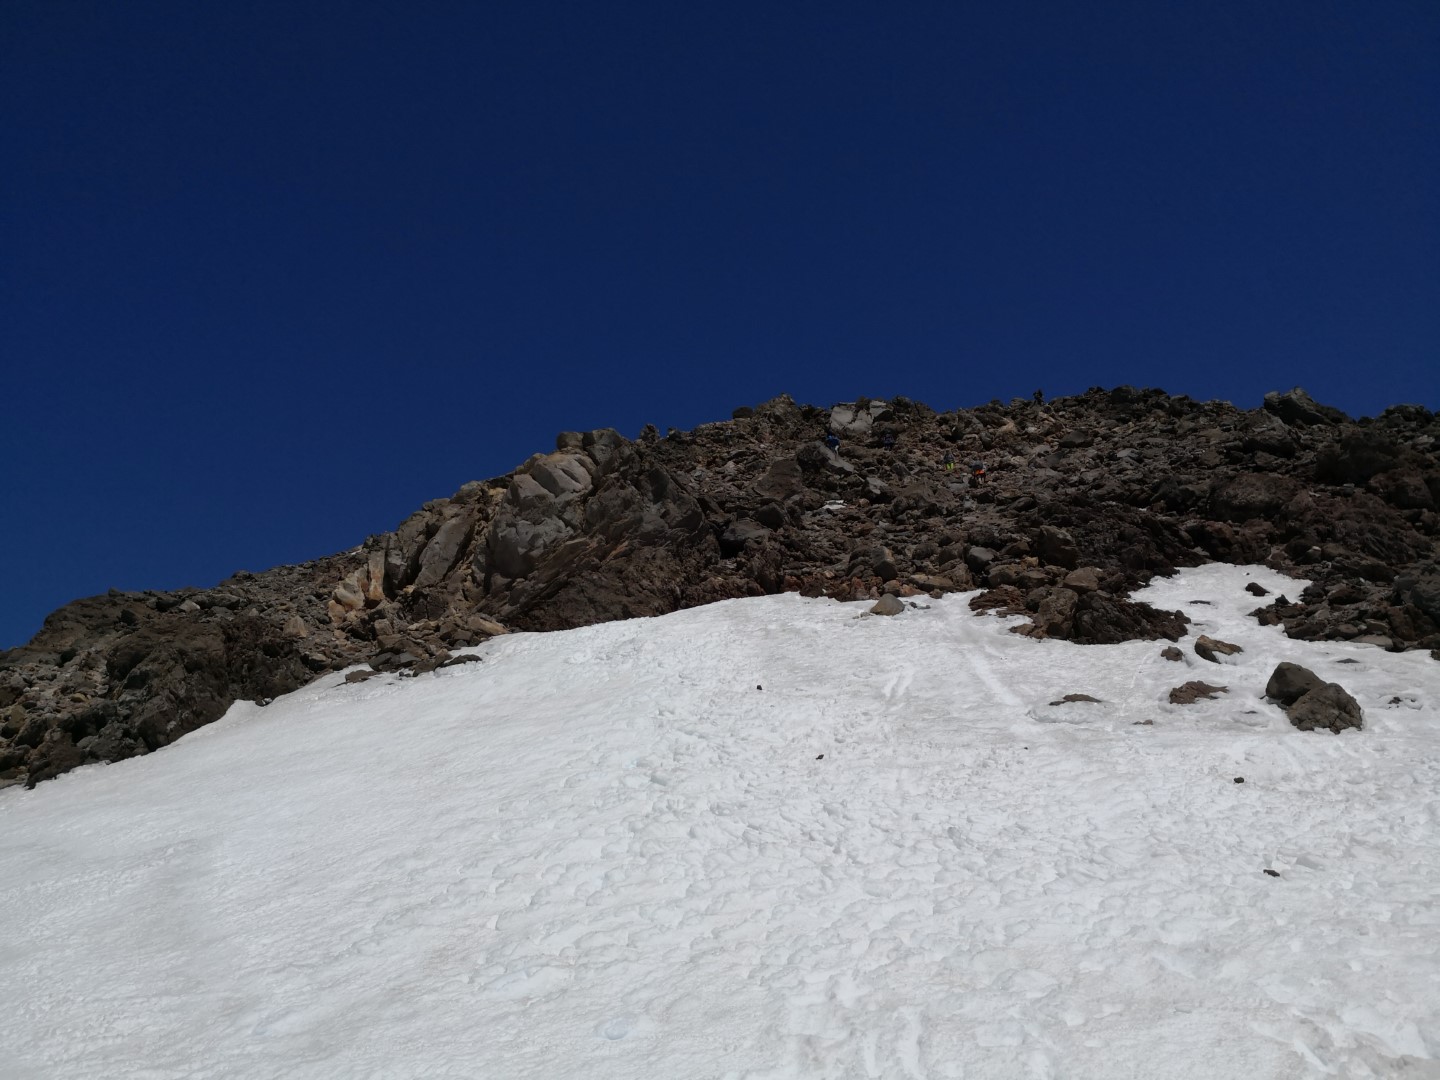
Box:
970 461 987 485
942 451 955 473
1033 389 1044 405
824 432 841 452
880 430 896 450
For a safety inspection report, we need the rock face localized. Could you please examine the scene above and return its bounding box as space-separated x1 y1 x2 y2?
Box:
4 386 1436 787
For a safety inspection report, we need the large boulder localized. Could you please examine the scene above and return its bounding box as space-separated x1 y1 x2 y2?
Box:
829 400 892 439
1286 682 1364 733
1241 410 1300 457
796 441 856 475
1368 467 1436 511
528 453 595 498
1036 526 1079 570
1209 473 1303 522
1403 572 1440 624
1263 387 1345 427
719 518 771 556
1039 587 1080 633
1264 662 1364 733
753 457 809 501
1264 662 1325 705
1315 429 1400 485
870 594 904 616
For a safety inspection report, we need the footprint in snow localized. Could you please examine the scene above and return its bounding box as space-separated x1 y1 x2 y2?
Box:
596 1016 635 1040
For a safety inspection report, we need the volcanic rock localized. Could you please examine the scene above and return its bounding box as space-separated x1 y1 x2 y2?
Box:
1194 635 1244 663
1286 682 1364 733
5 384 1436 787
1264 662 1326 705
1168 681 1228 704
870 595 905 616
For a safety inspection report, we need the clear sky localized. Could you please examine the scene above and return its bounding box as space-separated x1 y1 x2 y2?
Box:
3 0 1437 649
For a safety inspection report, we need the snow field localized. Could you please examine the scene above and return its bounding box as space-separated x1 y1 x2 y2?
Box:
2 565 1439 1078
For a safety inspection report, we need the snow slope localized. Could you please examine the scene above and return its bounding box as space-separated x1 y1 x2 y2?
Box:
3 565 1439 1079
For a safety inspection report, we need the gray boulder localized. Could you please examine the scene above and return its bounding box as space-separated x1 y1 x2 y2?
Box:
829 400 891 438
413 516 475 589
870 594 904 616
1209 473 1303 522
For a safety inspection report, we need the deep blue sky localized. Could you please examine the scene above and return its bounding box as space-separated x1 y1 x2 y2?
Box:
3 1 1437 648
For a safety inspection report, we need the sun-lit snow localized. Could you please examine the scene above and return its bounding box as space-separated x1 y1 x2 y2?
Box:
3 565 1439 1079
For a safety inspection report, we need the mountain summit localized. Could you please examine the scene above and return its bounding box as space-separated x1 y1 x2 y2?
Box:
3 387 1438 787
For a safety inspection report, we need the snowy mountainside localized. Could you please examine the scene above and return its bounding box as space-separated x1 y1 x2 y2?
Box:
2 565 1438 1079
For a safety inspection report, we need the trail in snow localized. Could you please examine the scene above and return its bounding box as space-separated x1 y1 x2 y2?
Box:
2 565 1438 1079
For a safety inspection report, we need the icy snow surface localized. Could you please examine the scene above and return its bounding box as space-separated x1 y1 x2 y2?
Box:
3 565 1440 1079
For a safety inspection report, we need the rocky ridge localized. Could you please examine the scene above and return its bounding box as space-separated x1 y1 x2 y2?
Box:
3 386 1438 788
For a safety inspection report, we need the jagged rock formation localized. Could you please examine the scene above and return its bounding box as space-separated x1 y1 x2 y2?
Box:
2 386 1437 787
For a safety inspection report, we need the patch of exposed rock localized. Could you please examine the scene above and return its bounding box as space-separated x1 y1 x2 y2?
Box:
1194 635 1244 663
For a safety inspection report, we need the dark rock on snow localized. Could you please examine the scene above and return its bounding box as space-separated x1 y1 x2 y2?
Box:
1286 682 1365 734
1264 662 1327 705
1194 635 1244 663
1168 681 1228 705
1265 662 1364 733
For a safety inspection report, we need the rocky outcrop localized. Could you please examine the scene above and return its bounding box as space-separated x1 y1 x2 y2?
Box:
3 386 1436 787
